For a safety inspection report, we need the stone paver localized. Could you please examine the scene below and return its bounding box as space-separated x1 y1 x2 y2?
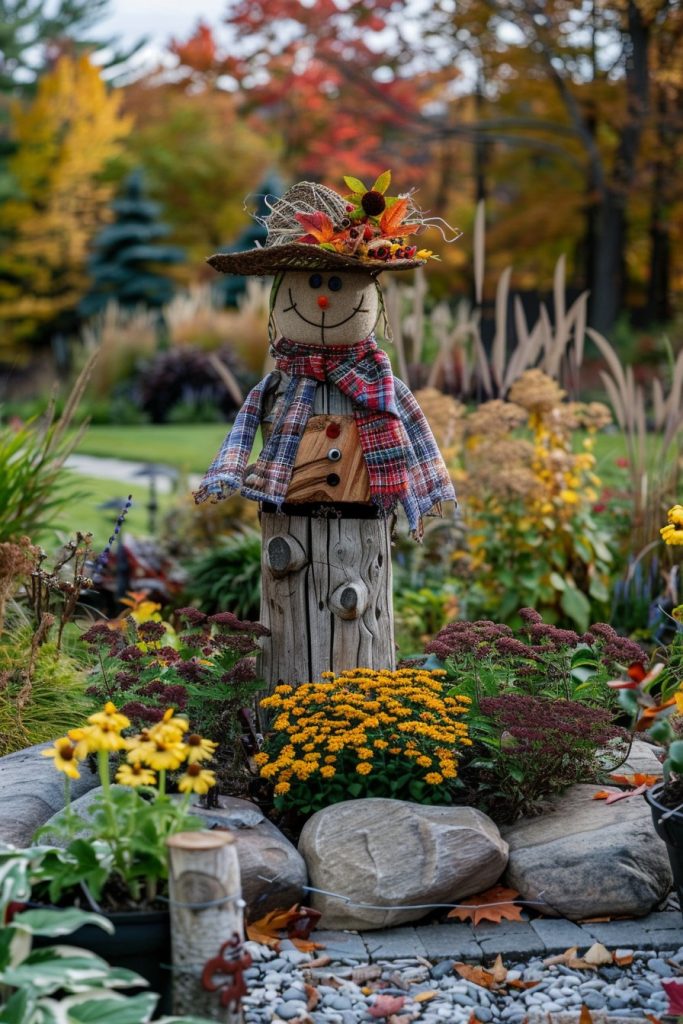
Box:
361 926 427 959
530 917 593 953
313 930 368 960
577 912 683 950
473 920 548 957
415 923 483 960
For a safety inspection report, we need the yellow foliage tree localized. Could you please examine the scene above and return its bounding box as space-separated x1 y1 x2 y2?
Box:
0 54 131 352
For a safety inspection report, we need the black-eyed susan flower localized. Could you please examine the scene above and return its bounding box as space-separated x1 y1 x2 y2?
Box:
184 733 218 764
115 762 156 787
661 505 683 546
178 764 216 795
41 736 82 779
88 702 131 732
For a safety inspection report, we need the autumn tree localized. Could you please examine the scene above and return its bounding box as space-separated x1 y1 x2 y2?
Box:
0 54 131 353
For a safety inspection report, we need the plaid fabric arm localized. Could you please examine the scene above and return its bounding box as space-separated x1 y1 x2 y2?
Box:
193 374 273 504
394 377 457 522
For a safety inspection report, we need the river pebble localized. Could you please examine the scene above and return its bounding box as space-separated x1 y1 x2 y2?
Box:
238 941 683 1022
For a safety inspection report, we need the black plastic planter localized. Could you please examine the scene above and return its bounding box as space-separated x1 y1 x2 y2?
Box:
35 909 172 1014
645 783 683 915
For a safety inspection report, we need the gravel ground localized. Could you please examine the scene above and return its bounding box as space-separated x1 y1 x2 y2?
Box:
240 939 680 1022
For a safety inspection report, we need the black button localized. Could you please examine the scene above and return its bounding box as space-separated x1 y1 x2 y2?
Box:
326 473 340 487
327 448 342 462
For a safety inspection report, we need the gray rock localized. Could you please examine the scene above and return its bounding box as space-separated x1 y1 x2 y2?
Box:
502 784 672 920
299 799 508 930
431 960 454 980
0 742 100 847
273 1002 303 1020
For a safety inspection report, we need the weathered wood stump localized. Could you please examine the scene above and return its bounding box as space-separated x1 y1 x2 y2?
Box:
167 830 245 1022
260 511 394 690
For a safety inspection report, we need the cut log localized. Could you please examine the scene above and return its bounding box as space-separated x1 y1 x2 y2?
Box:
260 512 394 691
167 830 246 1022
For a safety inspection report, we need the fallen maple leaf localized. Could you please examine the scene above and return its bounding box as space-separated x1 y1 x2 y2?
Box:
582 943 612 966
610 772 660 787
454 958 538 991
662 978 683 1015
246 904 324 953
368 994 405 1018
448 885 523 926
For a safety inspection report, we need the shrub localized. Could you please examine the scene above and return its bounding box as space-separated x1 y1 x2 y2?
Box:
256 667 472 815
137 346 247 423
469 694 628 820
426 608 647 707
183 531 262 619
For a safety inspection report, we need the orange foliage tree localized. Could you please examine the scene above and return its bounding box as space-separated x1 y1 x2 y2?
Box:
0 53 130 352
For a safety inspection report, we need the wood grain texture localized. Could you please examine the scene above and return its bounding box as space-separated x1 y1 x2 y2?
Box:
167 830 244 1022
260 512 395 691
287 414 371 504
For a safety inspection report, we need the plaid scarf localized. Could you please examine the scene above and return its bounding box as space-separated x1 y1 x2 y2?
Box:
194 336 455 535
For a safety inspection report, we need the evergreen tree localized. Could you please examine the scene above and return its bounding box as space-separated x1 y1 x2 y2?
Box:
212 172 283 308
80 170 185 319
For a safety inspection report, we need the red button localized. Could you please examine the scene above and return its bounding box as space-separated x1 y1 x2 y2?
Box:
326 423 341 439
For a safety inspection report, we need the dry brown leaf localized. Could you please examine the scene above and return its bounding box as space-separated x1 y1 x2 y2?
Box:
305 983 319 1011
491 954 508 984
246 903 324 953
543 947 597 971
579 1005 594 1024
306 955 332 969
583 943 613 966
577 915 612 923
351 965 382 984
454 959 538 992
448 885 523 926
414 990 437 1003
454 963 498 990
614 952 634 966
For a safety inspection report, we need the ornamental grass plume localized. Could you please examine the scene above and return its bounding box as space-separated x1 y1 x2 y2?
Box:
257 667 472 815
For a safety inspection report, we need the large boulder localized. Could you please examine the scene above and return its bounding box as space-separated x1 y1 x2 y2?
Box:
0 743 99 848
503 783 672 920
298 798 508 931
40 790 307 921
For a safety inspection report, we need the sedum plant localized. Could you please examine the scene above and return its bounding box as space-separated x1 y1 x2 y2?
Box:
256 667 472 814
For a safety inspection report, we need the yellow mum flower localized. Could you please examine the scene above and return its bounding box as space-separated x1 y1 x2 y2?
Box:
116 762 156 787
88 702 130 733
425 772 444 784
274 781 291 795
253 752 269 767
320 765 335 779
178 764 216 795
260 763 279 779
417 755 433 767
357 748 373 760
373 739 389 749
184 733 217 764
41 737 82 779
356 762 372 775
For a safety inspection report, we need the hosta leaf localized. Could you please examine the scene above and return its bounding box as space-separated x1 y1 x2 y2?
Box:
12 908 114 938
59 991 158 1023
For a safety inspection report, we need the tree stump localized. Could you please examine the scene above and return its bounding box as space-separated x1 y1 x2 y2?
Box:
167 830 246 1023
260 510 395 691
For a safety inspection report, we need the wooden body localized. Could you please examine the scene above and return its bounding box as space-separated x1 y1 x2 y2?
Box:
260 510 395 690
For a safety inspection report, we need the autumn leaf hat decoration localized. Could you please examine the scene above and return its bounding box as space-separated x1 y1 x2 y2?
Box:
207 171 460 275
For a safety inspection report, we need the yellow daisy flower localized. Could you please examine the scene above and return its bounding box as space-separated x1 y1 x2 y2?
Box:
41 737 82 779
178 764 216 795
184 734 217 764
88 702 130 732
116 762 156 787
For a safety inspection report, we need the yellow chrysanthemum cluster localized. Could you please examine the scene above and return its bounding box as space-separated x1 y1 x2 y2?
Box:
661 505 683 546
42 703 217 795
257 668 471 799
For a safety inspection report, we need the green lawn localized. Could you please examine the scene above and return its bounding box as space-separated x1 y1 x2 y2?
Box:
74 424 229 474
54 473 174 548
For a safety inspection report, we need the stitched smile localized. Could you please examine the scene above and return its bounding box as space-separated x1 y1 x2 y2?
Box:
283 289 369 329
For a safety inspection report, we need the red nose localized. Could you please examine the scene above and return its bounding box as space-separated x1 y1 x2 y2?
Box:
317 295 329 309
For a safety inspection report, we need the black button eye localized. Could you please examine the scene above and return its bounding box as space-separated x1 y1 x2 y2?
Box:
309 273 322 288
328 276 343 292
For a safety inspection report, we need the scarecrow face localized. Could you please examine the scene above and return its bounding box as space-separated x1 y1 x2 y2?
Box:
273 270 380 346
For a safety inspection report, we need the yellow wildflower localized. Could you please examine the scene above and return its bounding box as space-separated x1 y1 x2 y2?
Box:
88 702 130 733
131 735 187 771
184 734 217 764
178 764 216 795
41 737 82 779
116 762 156 787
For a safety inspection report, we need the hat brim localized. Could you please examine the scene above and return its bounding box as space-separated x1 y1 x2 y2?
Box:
206 242 425 276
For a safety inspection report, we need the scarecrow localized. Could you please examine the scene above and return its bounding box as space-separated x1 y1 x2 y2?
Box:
195 173 457 689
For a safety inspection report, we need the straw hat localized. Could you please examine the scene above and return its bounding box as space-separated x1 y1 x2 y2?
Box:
207 174 439 276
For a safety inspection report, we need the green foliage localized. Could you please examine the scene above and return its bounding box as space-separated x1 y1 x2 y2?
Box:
184 532 262 619
0 631 96 756
393 585 458 656
0 848 210 1024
